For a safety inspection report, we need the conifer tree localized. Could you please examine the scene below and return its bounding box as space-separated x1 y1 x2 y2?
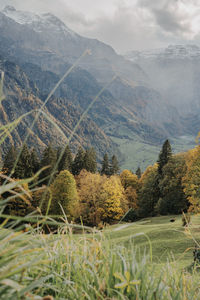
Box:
57 145 73 173
72 147 85 175
2 145 17 177
136 167 142 179
110 155 119 175
15 144 32 179
7 183 33 217
39 144 57 185
101 153 110 176
138 164 158 217
83 148 97 173
154 139 173 206
30 148 40 174
157 139 172 176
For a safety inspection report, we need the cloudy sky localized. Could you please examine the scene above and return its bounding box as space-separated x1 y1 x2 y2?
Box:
0 0 200 53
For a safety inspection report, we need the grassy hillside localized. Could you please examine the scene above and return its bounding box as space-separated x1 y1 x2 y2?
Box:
112 134 196 171
105 215 198 269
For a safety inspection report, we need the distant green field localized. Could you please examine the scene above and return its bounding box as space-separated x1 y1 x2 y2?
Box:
111 134 196 171
104 214 199 269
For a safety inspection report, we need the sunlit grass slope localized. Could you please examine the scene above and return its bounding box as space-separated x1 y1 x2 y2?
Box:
112 135 196 171
1 214 200 299
105 214 199 268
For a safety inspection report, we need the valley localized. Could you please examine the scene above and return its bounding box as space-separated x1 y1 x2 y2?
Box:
0 5 199 169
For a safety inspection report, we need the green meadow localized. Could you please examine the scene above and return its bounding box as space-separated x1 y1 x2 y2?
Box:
105 215 198 268
111 135 196 171
1 214 200 299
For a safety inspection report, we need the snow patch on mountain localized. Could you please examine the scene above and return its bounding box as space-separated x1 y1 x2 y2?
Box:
2 5 77 38
126 45 200 62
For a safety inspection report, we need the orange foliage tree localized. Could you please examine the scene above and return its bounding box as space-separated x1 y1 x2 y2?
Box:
76 170 106 226
183 146 200 213
77 170 127 225
120 170 139 209
100 175 128 223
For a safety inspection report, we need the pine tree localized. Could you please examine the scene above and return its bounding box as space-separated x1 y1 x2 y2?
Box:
15 144 32 179
2 145 17 177
101 153 110 176
7 182 33 217
39 144 57 185
72 147 85 175
136 167 142 179
110 155 119 175
57 145 73 173
157 139 172 176
30 148 40 174
154 139 173 204
83 148 97 173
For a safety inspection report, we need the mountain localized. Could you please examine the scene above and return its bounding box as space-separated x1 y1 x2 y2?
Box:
0 56 119 160
126 45 200 61
0 5 146 85
0 6 197 169
125 45 200 122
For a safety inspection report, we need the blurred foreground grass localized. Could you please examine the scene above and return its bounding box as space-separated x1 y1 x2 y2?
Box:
0 214 200 299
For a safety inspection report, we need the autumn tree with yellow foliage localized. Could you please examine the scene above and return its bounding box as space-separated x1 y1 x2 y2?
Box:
76 170 106 226
183 145 200 213
120 170 139 209
100 176 128 223
50 170 79 219
77 170 127 225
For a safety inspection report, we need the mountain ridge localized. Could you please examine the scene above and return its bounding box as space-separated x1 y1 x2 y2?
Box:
0 6 197 169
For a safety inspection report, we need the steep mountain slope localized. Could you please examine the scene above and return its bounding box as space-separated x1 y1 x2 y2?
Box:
0 5 145 85
0 57 118 159
0 6 180 139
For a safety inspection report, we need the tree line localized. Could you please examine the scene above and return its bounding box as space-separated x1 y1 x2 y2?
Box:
1 138 200 226
2 144 120 183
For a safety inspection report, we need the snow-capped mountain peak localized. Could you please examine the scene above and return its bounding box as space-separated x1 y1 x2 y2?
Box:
2 5 77 37
2 5 41 25
126 44 200 62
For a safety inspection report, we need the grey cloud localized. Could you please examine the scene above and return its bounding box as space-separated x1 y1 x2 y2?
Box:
138 0 192 35
153 8 191 34
76 4 162 52
0 0 199 52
